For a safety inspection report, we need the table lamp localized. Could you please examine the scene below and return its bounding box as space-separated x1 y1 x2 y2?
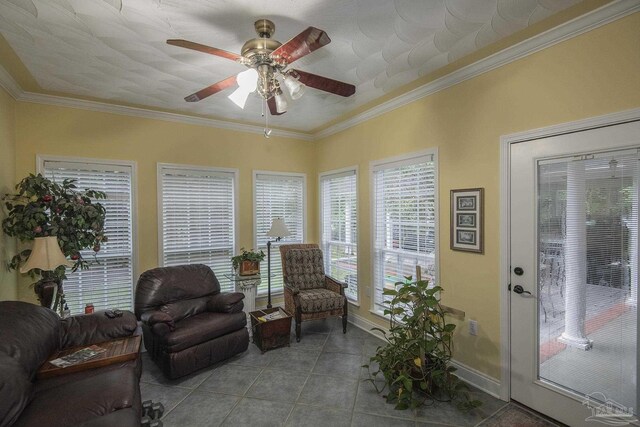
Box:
21 236 73 314
266 218 291 308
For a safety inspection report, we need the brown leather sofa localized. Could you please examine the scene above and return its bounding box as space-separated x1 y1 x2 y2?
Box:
0 301 141 427
135 264 249 379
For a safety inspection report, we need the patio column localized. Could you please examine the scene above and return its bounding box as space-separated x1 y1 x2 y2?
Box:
559 160 592 350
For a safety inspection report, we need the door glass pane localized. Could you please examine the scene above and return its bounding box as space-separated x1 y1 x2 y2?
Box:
538 149 638 412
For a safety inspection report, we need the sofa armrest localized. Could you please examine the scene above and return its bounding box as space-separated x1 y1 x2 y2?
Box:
60 310 138 349
207 292 245 314
140 310 176 336
325 276 347 295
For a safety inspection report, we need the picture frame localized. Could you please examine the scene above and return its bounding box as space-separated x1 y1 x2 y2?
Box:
451 188 484 253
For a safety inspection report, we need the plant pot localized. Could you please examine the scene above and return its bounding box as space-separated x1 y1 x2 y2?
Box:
239 260 260 276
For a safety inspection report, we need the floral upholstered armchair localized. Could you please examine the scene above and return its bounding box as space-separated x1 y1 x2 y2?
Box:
280 244 348 342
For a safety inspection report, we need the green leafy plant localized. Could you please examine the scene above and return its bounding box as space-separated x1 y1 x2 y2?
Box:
1 174 107 281
231 247 266 271
364 277 481 411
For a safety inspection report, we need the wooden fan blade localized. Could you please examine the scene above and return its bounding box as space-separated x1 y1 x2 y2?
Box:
167 39 241 62
184 75 237 102
292 70 355 97
271 27 330 65
267 97 286 115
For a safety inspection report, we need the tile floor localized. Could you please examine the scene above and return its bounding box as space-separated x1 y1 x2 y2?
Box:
140 317 560 427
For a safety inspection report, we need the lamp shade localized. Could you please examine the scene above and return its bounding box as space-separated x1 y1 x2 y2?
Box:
20 236 73 273
284 74 305 100
274 90 288 114
266 218 291 238
228 87 252 109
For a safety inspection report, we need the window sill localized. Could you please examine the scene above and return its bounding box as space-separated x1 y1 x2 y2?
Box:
347 300 360 308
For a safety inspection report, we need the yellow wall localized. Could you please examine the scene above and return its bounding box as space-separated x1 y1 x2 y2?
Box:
14 104 317 303
0 87 17 300
314 13 640 380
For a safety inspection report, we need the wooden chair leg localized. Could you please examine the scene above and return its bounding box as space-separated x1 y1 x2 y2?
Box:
296 306 302 342
342 299 348 334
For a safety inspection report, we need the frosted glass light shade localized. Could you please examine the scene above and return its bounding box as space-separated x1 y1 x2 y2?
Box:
228 87 251 109
284 74 305 100
228 68 259 109
237 68 258 91
267 218 291 238
20 236 73 273
274 91 288 113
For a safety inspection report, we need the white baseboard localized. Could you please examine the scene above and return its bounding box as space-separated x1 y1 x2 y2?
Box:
348 310 388 340
449 359 502 399
348 312 504 400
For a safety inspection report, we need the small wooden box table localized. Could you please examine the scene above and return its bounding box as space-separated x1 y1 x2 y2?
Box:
37 335 141 380
250 308 292 353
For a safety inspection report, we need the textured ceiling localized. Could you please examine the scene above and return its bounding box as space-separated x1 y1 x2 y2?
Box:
0 0 581 131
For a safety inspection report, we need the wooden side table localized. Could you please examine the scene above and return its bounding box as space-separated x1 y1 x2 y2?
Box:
37 335 141 380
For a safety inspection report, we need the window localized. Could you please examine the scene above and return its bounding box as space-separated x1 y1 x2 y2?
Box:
372 151 437 314
254 172 305 295
40 157 135 315
320 168 358 302
159 164 237 291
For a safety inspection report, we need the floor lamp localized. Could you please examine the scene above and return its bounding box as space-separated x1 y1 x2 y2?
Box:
266 218 291 309
21 236 73 316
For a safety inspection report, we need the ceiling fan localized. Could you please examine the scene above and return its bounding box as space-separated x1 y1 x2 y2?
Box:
166 19 356 116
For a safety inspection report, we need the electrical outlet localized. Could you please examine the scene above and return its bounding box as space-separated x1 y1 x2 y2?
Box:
468 319 478 336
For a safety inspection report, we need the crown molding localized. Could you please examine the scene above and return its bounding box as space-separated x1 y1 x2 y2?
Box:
0 0 636 142
0 71 314 141
0 65 22 99
314 0 640 140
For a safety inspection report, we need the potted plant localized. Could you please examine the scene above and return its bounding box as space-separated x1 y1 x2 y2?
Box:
364 277 481 411
231 248 265 276
1 174 107 302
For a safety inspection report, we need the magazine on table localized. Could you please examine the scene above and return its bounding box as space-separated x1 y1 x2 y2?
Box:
257 309 287 322
49 345 107 368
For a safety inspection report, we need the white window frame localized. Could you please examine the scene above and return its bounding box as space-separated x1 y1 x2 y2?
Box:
157 163 239 279
253 170 307 296
369 148 439 317
36 154 138 311
319 166 359 304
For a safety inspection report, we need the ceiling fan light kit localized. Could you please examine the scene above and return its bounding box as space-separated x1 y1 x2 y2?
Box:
167 18 356 135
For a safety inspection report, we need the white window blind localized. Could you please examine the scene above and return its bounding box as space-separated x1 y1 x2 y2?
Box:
320 169 358 302
159 165 236 292
372 154 437 314
255 172 305 295
42 159 134 315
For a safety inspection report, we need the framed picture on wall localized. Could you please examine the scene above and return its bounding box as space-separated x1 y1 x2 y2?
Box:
451 188 484 253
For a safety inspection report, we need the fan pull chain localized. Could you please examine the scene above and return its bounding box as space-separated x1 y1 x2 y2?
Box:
264 99 272 138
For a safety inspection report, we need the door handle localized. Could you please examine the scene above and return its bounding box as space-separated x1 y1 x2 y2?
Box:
512 285 532 295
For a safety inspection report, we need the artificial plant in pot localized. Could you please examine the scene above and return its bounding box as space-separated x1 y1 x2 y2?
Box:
231 248 265 276
1 174 107 305
364 277 481 411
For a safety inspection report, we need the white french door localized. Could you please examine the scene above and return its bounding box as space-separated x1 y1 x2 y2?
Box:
509 120 639 426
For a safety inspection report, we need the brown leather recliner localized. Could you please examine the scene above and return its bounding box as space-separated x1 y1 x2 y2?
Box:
135 264 249 379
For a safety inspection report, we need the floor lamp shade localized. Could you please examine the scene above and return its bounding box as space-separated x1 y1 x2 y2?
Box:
20 236 73 273
267 218 291 239
266 218 291 308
